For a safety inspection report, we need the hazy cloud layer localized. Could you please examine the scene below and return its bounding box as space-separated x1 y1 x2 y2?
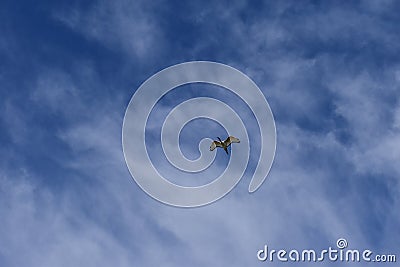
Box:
1 1 399 266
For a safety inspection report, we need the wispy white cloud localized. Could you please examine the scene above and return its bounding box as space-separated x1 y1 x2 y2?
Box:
1 1 399 266
54 0 163 60
0 169 136 267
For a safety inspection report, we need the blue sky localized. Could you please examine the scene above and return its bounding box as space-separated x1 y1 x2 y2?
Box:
1 0 400 266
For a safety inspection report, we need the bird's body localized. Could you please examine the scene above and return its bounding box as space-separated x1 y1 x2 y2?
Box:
210 136 240 154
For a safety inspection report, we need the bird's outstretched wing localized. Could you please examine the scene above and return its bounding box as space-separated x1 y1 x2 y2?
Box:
210 141 222 151
225 136 240 146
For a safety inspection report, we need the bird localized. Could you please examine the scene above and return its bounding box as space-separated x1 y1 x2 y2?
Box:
210 136 240 154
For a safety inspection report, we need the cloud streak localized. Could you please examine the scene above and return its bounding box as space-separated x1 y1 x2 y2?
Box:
1 1 399 266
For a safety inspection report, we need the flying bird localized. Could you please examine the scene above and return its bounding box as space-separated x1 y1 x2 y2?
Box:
210 136 240 154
